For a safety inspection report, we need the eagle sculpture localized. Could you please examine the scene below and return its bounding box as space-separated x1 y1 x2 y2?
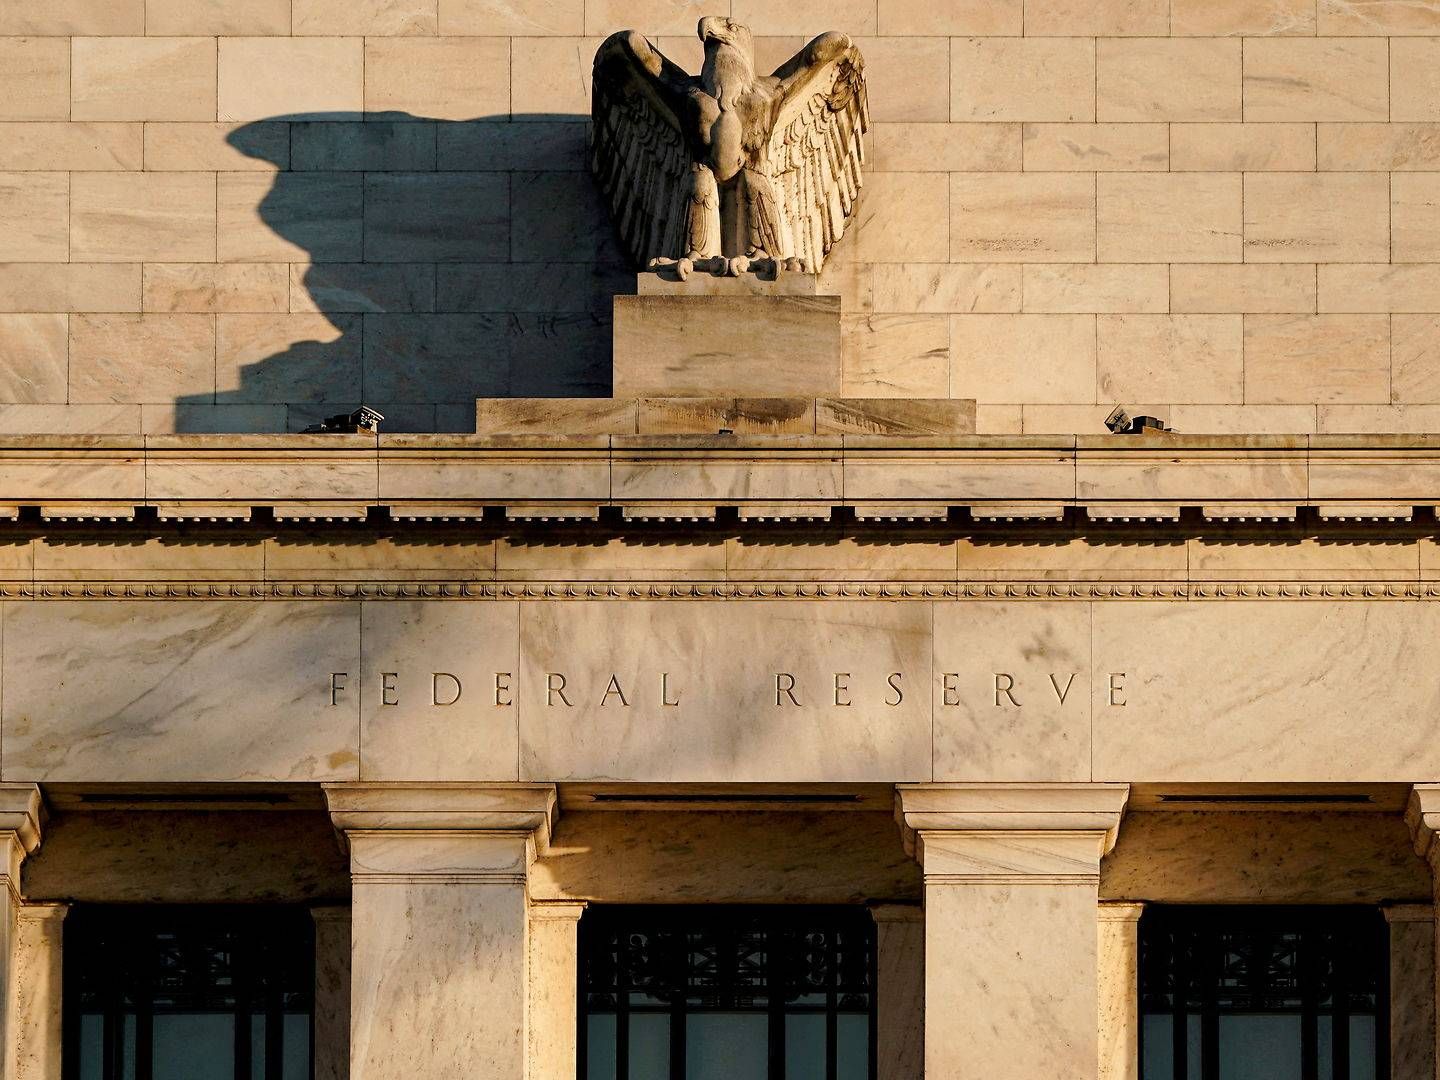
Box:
591 17 868 279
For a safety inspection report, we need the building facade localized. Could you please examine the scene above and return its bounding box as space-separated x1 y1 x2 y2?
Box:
2 2 1440 1079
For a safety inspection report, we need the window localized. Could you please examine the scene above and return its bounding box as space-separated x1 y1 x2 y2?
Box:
1139 906 1388 1080
64 906 314 1080
579 905 876 1080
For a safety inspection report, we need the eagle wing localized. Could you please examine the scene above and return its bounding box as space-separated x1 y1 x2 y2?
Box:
591 32 696 268
765 33 869 274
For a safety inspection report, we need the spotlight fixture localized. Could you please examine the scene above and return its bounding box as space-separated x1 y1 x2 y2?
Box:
302 406 384 434
1104 405 1171 435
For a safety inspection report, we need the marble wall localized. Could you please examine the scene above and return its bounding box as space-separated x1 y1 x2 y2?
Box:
0 2 1439 433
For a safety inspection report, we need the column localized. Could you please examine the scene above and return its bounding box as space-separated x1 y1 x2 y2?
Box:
0 785 42 1080
310 905 351 1080
324 782 557 1080
10 904 66 1080
528 900 586 1080
896 782 1129 1080
1384 904 1435 1080
1406 784 1440 1079
1098 902 1144 1080
870 903 923 1080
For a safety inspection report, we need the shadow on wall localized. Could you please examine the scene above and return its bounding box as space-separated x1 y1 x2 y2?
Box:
172 112 632 433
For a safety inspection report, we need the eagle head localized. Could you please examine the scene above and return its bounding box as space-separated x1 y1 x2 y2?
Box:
697 16 754 64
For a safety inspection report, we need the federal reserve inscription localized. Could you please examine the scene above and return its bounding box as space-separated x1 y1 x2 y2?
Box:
327 669 1129 709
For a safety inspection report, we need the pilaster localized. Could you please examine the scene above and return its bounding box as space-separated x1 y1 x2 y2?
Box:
1098 902 1144 1080
1385 904 1436 1080
896 782 1129 1080
310 905 351 1080
0 785 42 1080
870 903 923 1080
528 900 586 1080
9 904 66 1080
324 783 558 1080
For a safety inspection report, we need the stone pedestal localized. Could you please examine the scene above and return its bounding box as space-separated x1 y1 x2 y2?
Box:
1384 904 1436 1080
1098 902 1144 1080
0 786 41 1080
871 903 923 1080
324 783 557 1080
897 783 1130 1080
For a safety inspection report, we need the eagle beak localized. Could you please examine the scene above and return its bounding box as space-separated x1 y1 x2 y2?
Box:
697 16 723 43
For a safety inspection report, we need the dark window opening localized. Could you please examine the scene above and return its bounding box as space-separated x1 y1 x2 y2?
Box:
1139 905 1388 1080
63 905 314 1080
578 905 876 1080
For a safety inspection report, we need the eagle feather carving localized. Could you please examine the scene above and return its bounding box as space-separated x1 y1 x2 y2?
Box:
591 17 868 278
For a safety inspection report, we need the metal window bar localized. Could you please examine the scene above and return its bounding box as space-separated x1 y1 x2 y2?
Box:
578 905 877 1080
61 905 316 1080
1138 906 1388 1080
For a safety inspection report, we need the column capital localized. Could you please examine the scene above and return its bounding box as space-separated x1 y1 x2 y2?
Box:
868 902 923 925
528 899 587 922
1382 902 1434 924
1406 784 1440 863
1098 901 1146 924
0 784 43 902
895 783 1130 885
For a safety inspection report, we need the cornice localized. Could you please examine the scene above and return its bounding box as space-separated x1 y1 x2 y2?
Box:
3 433 1440 528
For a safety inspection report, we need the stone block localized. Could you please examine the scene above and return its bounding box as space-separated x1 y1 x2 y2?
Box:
636 399 815 435
1167 405 1317 434
731 0 878 35
1098 39 1241 122
0 39 70 120
1025 0 1166 33
1171 123 1316 171
0 122 142 170
142 403 286 433
853 173 950 263
71 37 216 121
816 398 975 436
1 602 360 782
0 172 66 262
1022 265 1168 314
143 264 289 314
1319 265 1440 313
146 0 291 34
0 0 143 33
1021 123 1167 171
0 265 139 314
853 36 949 123
872 123 1020 172
1244 39 1388 121
1393 39 1440 121
1172 0 1314 34
951 314 1095 404
1321 0 1440 33
1393 174 1440 262
1320 123 1440 171
364 38 509 121
291 264 436 314
840 313 949 398
444 0 580 33
1243 315 1390 404
218 172 363 263
475 398 638 436
1097 315 1244 404
216 314 362 403
612 295 842 398
363 314 509 401
878 0 1018 33
1171 264 1317 314
436 120 586 171
1099 173 1242 263
950 173 1095 263
1389 316 1440 403
365 174 509 263
292 122 435 171
951 37 1095 122
145 122 287 171
218 38 363 122
71 173 216 262
583 0 708 35
295 0 437 34
1244 173 1390 263
510 37 596 117
0 404 138 433
69 314 215 404
868 264 1021 315
0 315 67 403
